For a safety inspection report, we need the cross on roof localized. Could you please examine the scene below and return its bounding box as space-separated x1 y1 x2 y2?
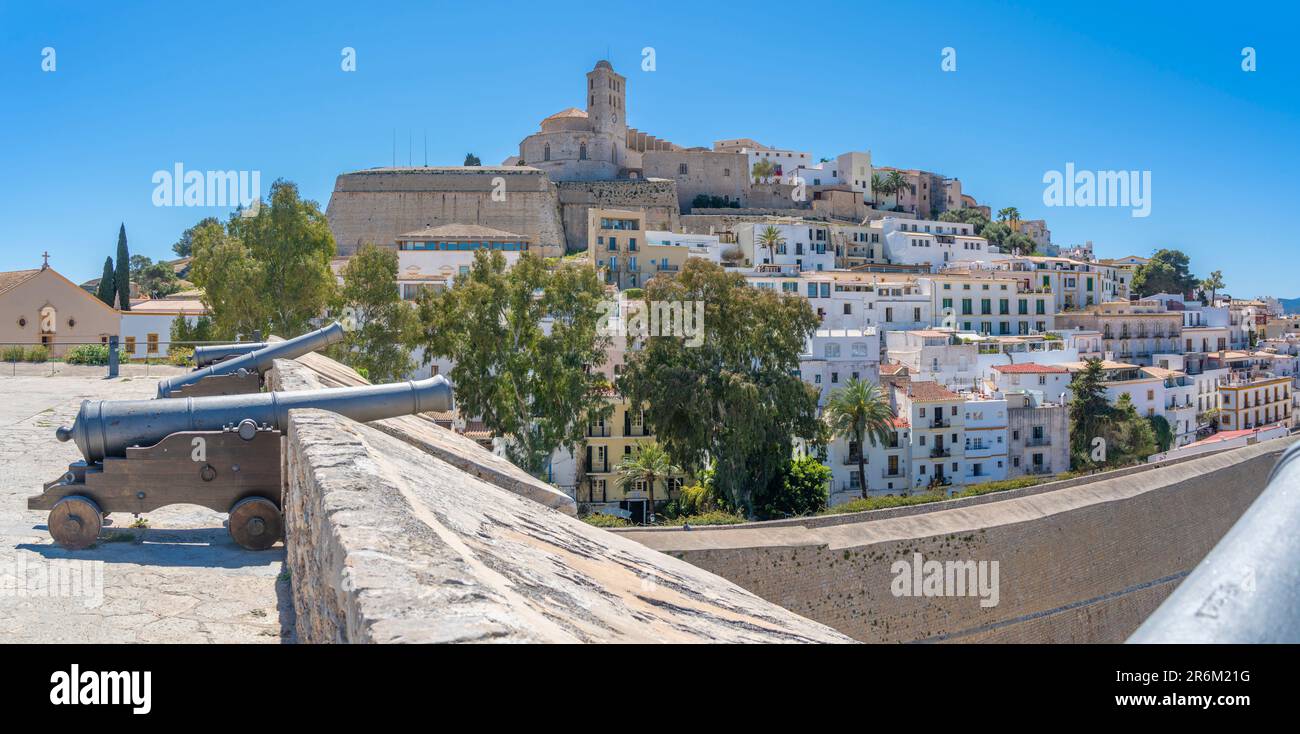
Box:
41 251 50 269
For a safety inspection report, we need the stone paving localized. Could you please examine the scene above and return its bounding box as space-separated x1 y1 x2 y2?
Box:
0 371 292 643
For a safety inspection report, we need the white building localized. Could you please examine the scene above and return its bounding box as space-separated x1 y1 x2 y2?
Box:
121 296 207 359
735 221 835 272
962 396 1009 484
878 217 1000 271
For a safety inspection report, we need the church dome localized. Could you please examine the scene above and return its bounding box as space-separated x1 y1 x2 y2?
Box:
540 107 590 132
594 60 612 70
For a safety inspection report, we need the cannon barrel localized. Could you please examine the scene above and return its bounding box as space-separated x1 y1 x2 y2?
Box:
158 322 345 397
58 376 453 463
193 342 268 368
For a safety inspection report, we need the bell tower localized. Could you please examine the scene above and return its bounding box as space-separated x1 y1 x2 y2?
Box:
585 60 627 144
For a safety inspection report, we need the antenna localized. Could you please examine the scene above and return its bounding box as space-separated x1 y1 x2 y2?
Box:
408 130 413 166
392 129 396 167
423 130 428 167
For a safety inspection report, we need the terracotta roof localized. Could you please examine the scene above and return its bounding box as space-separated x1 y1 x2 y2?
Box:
396 223 527 241
879 363 907 375
889 416 910 428
905 381 960 402
543 107 588 121
0 269 41 295
992 363 1068 374
127 298 208 314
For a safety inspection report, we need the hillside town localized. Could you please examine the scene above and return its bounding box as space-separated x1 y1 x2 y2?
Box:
5 59 1298 526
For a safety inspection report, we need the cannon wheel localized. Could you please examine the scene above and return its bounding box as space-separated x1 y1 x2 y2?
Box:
228 497 282 551
48 495 103 550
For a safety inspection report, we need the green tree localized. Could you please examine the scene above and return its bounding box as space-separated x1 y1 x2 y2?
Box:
172 216 220 258
997 206 1021 230
938 207 990 235
1068 358 1111 468
823 378 896 499
187 219 267 339
981 221 1036 256
115 223 131 311
757 225 785 265
1147 414 1174 452
464 153 482 166
170 314 215 345
191 179 337 339
136 262 180 299
129 254 153 280
1132 248 1199 298
95 257 116 306
751 159 776 183
333 244 416 383
410 250 612 475
870 172 887 206
885 170 908 210
616 260 821 517
614 443 681 522
753 455 830 520
1201 269 1225 305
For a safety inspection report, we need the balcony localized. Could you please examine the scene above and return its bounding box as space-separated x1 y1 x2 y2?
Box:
1025 436 1051 447
881 469 906 478
930 447 952 458
842 455 865 465
586 461 610 474
587 426 611 438
928 417 951 428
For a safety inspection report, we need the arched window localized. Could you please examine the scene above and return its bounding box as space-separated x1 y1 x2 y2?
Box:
579 142 588 160
543 143 551 162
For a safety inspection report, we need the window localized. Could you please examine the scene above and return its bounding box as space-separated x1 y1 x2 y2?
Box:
543 143 551 162
579 143 588 160
145 334 159 354
125 336 136 353
678 163 688 175
843 303 852 315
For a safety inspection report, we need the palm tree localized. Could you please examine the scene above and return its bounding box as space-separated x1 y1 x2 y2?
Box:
870 173 887 206
1202 270 1225 305
885 170 908 211
757 225 785 265
615 443 681 523
823 378 897 499
997 207 1021 231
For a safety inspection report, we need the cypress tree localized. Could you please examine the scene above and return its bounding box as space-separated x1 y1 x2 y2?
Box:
115 223 131 311
96 257 116 305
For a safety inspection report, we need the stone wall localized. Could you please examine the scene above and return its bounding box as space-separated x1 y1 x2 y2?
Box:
325 167 566 258
621 437 1294 643
555 179 679 253
642 149 749 212
272 356 850 644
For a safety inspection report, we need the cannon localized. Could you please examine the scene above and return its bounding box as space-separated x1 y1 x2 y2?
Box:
30 376 453 550
158 322 345 398
192 341 267 368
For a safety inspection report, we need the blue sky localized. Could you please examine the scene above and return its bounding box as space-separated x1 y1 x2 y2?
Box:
2 0 1296 296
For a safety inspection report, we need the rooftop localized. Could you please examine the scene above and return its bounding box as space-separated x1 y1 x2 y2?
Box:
904 381 961 402
396 223 527 241
991 363 1069 374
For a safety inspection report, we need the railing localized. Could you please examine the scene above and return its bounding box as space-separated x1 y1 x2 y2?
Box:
587 426 611 438
1130 439 1300 642
586 462 610 474
930 447 951 458
881 469 905 478
1025 437 1051 446
842 455 865 465
928 418 951 428
1 339 247 378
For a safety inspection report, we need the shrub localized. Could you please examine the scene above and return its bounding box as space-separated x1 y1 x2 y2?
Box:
168 347 194 367
819 492 950 515
24 345 48 363
752 455 829 520
580 512 630 528
2 346 25 362
65 344 129 365
657 510 746 526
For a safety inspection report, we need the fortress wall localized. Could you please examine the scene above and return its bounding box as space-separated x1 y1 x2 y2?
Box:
556 179 679 253
642 150 750 212
272 355 851 644
623 437 1294 643
325 167 566 258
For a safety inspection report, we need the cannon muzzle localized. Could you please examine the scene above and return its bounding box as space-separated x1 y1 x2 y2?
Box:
62 376 453 463
193 342 268 368
158 322 345 397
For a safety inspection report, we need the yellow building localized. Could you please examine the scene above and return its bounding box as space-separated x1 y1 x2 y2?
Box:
579 393 683 523
1217 374 1293 431
0 264 120 357
587 208 691 290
